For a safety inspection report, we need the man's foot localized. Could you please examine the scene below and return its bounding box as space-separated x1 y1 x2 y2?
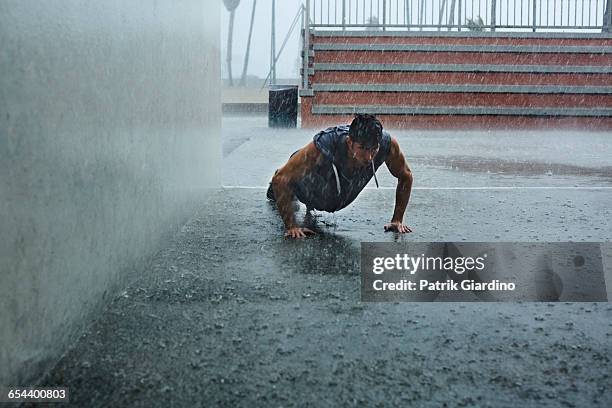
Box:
266 182 276 201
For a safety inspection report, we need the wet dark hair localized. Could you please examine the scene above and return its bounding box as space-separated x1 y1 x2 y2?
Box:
348 114 383 149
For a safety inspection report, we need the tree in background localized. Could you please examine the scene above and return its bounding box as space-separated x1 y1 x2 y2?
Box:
466 16 485 31
604 0 611 32
223 0 241 86
239 0 257 86
366 16 382 31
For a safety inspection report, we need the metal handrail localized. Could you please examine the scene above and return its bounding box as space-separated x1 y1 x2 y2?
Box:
305 0 612 32
262 5 305 89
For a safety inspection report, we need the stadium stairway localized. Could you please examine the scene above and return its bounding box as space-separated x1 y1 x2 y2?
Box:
299 31 612 129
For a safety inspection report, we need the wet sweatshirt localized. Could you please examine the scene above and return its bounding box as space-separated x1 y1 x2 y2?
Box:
291 125 392 212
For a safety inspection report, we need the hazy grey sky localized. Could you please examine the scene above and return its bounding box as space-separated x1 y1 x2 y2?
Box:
221 0 303 79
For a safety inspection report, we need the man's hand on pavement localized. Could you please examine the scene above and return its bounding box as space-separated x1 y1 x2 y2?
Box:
384 222 413 233
285 227 316 239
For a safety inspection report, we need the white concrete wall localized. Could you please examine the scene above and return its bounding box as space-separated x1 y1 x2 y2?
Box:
0 0 220 385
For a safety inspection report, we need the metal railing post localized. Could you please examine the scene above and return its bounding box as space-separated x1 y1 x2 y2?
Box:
342 0 346 30
458 0 462 31
405 0 410 30
383 0 387 31
532 0 537 32
303 0 310 90
271 0 276 85
605 0 612 32
490 0 496 31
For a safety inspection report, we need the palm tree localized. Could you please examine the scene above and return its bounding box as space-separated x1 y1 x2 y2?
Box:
223 0 241 86
239 0 257 86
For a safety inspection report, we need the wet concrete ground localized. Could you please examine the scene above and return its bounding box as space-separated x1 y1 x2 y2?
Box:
39 115 612 407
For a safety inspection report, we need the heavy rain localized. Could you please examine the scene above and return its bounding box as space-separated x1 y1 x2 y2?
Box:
2 1 612 407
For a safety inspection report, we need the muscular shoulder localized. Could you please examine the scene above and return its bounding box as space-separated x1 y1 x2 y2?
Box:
385 137 411 177
387 136 404 159
313 125 349 161
275 142 322 182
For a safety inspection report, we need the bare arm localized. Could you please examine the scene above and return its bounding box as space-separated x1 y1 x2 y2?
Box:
271 142 321 237
384 137 414 233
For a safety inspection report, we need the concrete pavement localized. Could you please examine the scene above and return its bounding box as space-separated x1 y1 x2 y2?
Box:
36 115 612 407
